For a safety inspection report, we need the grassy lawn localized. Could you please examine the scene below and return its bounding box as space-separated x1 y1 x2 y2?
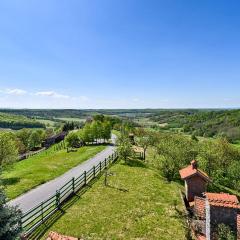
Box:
2 145 106 199
39 160 186 240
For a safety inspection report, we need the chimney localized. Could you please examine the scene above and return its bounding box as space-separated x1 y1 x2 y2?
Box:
191 160 198 169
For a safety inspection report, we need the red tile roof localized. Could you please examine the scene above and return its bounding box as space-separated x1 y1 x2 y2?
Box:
179 160 210 181
205 192 240 209
194 197 206 219
46 231 78 240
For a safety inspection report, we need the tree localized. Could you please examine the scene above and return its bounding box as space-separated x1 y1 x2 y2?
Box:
0 188 22 240
102 121 111 142
135 128 157 160
28 130 43 150
155 132 198 181
117 135 133 163
93 114 105 122
16 128 31 152
0 132 18 168
91 121 101 143
65 132 81 149
197 138 240 184
81 123 94 143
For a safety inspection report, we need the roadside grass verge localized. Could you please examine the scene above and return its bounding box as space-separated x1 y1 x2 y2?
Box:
39 159 186 240
2 145 106 200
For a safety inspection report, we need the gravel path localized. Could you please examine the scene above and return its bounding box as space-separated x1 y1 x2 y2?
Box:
8 135 116 213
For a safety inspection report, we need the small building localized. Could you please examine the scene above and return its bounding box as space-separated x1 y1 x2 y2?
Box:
193 192 240 240
43 131 67 148
179 160 211 202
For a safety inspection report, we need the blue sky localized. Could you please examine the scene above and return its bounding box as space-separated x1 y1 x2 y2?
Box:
1 0 240 109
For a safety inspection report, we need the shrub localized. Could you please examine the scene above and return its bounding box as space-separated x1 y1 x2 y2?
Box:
0 188 22 240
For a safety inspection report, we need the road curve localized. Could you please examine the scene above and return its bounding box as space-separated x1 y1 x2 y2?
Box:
8 135 116 213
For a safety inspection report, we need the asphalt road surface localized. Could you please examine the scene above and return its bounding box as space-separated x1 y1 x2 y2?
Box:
8 135 116 213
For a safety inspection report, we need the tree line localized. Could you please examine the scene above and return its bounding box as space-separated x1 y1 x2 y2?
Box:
65 119 112 149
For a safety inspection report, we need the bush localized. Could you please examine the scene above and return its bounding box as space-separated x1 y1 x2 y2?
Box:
0 188 22 240
65 132 81 148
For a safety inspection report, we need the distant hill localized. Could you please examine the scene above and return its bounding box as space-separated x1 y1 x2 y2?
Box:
0 112 45 129
150 109 240 142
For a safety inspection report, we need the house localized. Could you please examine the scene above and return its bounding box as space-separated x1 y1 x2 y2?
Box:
179 160 211 202
179 160 240 239
193 192 240 240
43 131 67 148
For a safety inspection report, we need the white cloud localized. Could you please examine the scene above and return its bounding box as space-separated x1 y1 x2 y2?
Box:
35 91 69 99
2 88 27 95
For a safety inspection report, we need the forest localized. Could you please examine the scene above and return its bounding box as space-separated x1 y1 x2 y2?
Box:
147 109 240 142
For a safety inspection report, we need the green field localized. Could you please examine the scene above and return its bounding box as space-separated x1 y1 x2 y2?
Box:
55 117 86 122
3 145 106 199
36 119 56 127
39 160 186 240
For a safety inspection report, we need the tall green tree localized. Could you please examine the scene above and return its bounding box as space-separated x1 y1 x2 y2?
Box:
155 133 198 181
0 132 18 168
16 128 31 151
28 130 43 150
102 121 111 142
135 128 157 160
117 135 133 163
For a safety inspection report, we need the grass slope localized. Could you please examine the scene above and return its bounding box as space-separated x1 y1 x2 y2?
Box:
40 160 186 240
3 145 106 199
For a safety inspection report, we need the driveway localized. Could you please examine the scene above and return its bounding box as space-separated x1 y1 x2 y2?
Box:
8 135 116 213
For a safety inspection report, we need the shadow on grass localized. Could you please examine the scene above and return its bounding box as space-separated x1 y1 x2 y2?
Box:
27 170 106 240
1 177 20 186
121 158 147 168
106 184 129 193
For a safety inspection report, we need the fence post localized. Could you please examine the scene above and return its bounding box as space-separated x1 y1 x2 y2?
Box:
56 190 60 209
93 166 95 178
72 177 75 193
41 202 44 223
100 161 102 172
105 158 107 169
84 171 87 185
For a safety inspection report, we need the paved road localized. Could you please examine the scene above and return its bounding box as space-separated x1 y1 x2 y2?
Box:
8 135 116 213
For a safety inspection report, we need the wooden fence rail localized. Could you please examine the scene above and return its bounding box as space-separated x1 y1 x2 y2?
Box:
21 151 118 237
